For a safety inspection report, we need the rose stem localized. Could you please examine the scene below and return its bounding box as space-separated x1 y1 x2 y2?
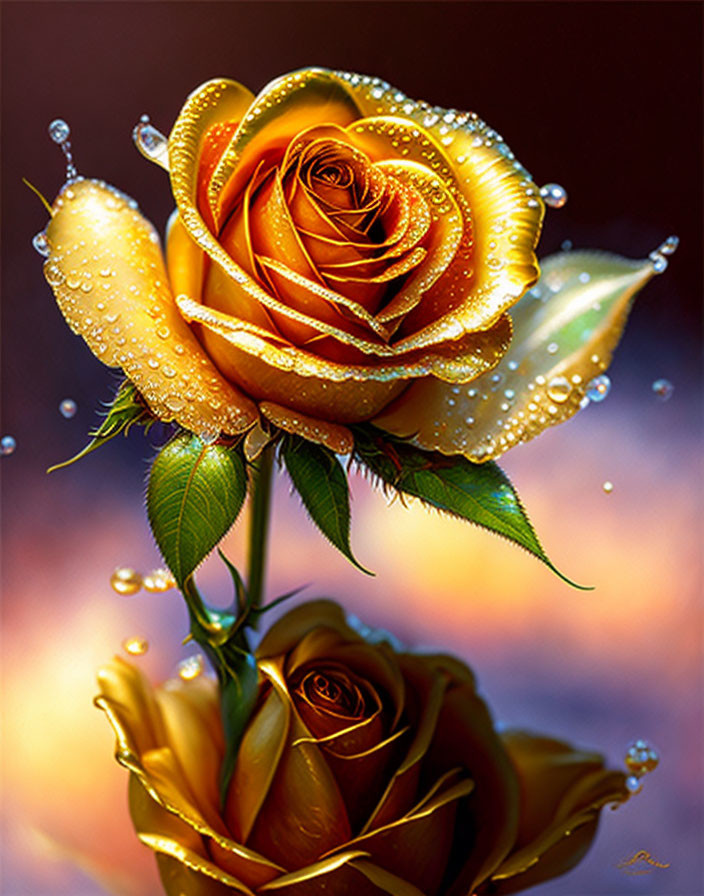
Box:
246 443 275 621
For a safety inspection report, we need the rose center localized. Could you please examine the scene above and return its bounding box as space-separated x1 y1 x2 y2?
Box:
297 667 368 719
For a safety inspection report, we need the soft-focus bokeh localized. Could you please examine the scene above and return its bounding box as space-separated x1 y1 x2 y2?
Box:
2 3 702 895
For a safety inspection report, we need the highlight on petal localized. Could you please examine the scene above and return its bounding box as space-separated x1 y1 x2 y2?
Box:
374 246 669 460
43 178 257 437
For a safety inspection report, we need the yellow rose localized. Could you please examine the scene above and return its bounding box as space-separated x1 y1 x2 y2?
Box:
43 68 544 455
97 601 628 895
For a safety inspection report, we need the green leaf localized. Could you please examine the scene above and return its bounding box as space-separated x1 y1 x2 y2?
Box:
354 428 588 589
218 649 259 807
48 379 153 472
147 432 247 587
283 437 371 575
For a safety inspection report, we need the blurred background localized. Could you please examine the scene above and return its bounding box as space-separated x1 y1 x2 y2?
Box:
1 2 702 895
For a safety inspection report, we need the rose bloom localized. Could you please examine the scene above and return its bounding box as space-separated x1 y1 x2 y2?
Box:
97 601 628 895
43 68 547 456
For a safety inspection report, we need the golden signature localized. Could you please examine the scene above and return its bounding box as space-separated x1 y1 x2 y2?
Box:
616 849 671 875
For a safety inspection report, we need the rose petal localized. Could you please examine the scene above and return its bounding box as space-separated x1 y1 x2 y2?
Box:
373 248 664 461
166 77 255 232
225 686 290 842
208 69 362 229
350 860 430 896
246 660 352 869
258 850 371 891
44 179 256 436
156 854 245 896
256 601 355 658
331 71 544 322
259 402 354 455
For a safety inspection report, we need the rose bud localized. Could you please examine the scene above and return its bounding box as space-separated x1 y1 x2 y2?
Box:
97 601 629 895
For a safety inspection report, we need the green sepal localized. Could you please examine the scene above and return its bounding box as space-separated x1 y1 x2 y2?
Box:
354 427 589 590
218 649 259 809
282 436 371 575
47 379 153 472
147 432 247 587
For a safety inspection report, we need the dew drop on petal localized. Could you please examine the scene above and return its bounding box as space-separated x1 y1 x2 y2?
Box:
59 398 77 418
652 378 674 401
602 480 614 494
586 374 611 402
32 231 50 257
546 341 559 354
658 235 679 256
540 183 568 208
547 376 572 403
1 435 17 456
178 654 204 681
110 566 142 596
123 636 149 656
625 775 643 795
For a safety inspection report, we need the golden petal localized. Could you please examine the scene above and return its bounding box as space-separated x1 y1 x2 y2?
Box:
208 69 361 228
331 71 543 320
156 854 241 896
140 833 256 895
259 851 371 890
167 78 256 229
256 600 357 658
225 687 290 842
176 292 511 381
260 401 354 454
44 179 257 436
375 247 668 460
350 860 430 896
96 657 166 757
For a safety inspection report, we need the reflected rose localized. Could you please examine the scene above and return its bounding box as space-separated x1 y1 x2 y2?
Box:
97 601 628 894
43 68 544 455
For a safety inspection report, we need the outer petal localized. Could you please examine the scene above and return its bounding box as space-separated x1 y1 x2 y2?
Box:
486 731 628 892
44 179 256 436
374 247 668 460
331 71 544 331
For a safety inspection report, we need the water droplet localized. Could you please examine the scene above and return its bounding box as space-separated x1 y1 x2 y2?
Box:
652 378 674 401
59 398 77 418
578 272 591 284
504 389 515 400
142 567 176 592
546 341 559 354
157 325 170 339
625 775 643 795
586 374 611 402
547 376 571 403
561 239 573 251
133 119 169 165
602 480 614 494
657 235 679 256
178 654 204 681
1 435 17 456
464 416 474 426
110 566 142 596
649 252 668 273
32 231 50 257
625 739 659 776
123 636 149 656
48 119 70 144
540 183 568 208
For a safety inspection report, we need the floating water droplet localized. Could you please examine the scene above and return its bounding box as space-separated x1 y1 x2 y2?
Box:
561 239 573 251
48 119 70 144
602 480 614 494
59 398 77 418
547 376 571 403
110 566 142 596
540 183 568 208
123 636 149 656
658 235 679 256
625 739 659 776
48 118 77 180
625 775 643 795
178 654 204 681
652 378 674 401
32 231 50 257
133 119 169 165
586 374 611 402
1 435 17 456
546 341 559 354
142 567 176 593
